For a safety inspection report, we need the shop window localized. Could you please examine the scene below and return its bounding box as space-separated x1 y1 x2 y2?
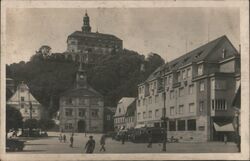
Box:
187 119 196 131
169 121 176 131
177 120 185 131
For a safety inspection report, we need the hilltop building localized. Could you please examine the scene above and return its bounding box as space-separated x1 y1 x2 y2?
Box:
59 59 104 132
63 11 123 62
7 82 43 121
136 35 240 142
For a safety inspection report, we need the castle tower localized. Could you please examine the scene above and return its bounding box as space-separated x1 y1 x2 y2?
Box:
82 11 91 33
76 56 88 88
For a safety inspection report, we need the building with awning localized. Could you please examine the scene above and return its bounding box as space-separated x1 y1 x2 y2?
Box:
213 123 234 132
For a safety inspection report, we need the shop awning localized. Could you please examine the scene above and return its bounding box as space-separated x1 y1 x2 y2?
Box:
214 123 235 132
135 124 145 129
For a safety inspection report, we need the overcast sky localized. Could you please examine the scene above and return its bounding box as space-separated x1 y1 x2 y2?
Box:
6 7 239 64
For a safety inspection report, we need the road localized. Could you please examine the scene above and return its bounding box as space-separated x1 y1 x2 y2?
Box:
10 132 238 153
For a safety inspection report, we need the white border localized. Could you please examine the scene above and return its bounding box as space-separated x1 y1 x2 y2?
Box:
1 0 249 160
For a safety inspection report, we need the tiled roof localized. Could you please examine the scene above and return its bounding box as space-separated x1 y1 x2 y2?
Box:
60 86 102 97
68 31 122 41
144 35 231 83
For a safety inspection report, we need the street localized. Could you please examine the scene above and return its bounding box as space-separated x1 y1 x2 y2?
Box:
10 132 238 153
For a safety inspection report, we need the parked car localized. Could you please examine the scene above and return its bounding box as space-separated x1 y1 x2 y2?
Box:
6 138 25 151
130 127 165 143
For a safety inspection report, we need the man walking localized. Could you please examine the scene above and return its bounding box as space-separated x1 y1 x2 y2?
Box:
85 136 95 153
70 133 74 147
99 134 106 152
63 134 67 143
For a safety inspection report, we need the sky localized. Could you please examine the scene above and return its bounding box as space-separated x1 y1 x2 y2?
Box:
5 7 240 64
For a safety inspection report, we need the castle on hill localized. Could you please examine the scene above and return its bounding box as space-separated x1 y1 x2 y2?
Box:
63 12 123 62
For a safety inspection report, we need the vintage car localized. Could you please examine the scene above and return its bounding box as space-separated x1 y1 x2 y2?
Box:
6 138 25 151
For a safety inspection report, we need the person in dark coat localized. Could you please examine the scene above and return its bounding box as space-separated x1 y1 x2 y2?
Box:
63 134 66 143
147 131 152 148
70 133 74 147
99 134 106 152
121 132 126 144
85 136 95 153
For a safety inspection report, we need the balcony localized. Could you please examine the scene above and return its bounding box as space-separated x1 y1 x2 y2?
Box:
172 82 181 88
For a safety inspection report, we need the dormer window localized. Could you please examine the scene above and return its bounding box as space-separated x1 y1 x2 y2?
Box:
222 48 226 58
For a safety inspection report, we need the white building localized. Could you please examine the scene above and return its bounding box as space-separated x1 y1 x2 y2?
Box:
7 82 43 121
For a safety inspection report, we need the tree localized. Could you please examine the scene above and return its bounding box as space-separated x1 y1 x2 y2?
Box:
38 119 55 131
6 105 23 133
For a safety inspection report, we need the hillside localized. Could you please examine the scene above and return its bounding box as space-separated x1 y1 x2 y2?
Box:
6 49 164 117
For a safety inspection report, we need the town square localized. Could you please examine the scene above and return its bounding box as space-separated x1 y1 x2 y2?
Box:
2 1 247 158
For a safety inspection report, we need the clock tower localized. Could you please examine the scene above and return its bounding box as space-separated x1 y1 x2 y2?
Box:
76 61 87 88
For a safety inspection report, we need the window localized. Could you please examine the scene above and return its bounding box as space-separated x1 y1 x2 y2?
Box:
182 70 186 79
65 108 73 116
187 119 196 131
200 81 205 91
155 109 159 117
148 111 152 118
149 97 152 104
169 121 176 131
199 101 204 112
143 112 146 119
212 99 227 110
107 115 111 120
119 108 121 113
32 109 36 113
79 98 87 105
24 108 28 113
198 64 203 76
78 109 86 117
170 90 174 99
90 98 99 105
169 75 172 84
215 80 226 90
189 103 195 113
189 84 194 94
137 100 141 107
143 99 145 106
187 68 191 78
178 105 184 114
92 109 99 117
21 97 25 102
177 120 186 131
155 95 158 103
21 104 24 108
179 87 184 97
137 113 141 120
177 72 181 82
66 98 73 105
170 106 175 116
211 79 215 90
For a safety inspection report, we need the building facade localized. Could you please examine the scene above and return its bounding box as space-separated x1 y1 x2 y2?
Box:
63 12 123 62
136 35 240 142
59 62 104 133
103 106 116 132
7 82 43 121
124 99 137 129
114 97 135 131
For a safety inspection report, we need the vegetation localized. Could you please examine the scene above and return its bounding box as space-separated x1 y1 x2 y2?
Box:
6 48 164 117
6 105 23 133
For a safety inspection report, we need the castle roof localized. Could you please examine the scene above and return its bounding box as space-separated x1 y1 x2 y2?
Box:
143 35 238 83
68 31 122 41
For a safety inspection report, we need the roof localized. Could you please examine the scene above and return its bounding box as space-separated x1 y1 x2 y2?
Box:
68 31 122 41
60 86 102 97
125 100 136 117
114 97 135 117
142 35 237 83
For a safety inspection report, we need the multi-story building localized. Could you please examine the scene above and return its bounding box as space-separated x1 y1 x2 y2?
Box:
124 99 137 129
59 62 104 133
63 12 123 62
114 97 135 131
7 82 43 121
136 35 240 142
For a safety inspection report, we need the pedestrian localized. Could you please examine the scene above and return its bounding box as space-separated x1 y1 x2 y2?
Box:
99 134 106 152
85 136 95 153
70 133 74 147
147 131 152 148
59 133 63 142
63 134 67 143
121 132 126 144
224 134 227 144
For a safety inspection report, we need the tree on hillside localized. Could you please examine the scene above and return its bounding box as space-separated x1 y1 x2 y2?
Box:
6 105 23 133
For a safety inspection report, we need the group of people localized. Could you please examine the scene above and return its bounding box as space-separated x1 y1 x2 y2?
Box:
58 133 106 153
